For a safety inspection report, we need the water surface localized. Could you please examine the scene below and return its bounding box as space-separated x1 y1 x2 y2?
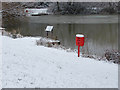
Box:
3 15 118 57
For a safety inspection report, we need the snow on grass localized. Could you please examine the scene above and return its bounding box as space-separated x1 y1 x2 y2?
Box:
2 35 118 88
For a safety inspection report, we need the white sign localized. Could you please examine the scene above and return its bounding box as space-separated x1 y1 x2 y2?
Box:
0 27 5 30
45 26 53 32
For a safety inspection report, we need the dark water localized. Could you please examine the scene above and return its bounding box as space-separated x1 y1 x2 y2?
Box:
3 15 118 57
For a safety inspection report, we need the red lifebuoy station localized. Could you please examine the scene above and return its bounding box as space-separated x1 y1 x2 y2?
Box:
76 34 84 57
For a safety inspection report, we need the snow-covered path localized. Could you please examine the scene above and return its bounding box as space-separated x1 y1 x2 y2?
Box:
2 36 118 88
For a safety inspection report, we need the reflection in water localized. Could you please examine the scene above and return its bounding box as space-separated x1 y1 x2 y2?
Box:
3 16 118 57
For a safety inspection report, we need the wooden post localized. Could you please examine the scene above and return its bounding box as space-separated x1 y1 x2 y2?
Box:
2 30 3 35
47 31 48 38
78 46 80 57
51 30 53 38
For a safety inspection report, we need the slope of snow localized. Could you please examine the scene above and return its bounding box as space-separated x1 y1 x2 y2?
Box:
0 31 2 89
2 36 118 88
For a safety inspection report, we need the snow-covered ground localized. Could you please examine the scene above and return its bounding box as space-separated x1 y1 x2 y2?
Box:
1 34 118 88
0 31 2 89
24 8 48 16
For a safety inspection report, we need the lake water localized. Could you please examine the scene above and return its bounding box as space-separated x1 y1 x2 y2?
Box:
3 15 118 57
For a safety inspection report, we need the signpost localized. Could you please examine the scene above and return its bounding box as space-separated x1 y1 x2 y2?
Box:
0 27 5 35
76 34 84 57
45 26 53 38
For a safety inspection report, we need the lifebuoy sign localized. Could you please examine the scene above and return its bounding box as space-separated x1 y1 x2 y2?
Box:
76 34 84 57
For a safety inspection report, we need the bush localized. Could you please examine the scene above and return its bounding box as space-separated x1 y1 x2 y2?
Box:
105 50 120 64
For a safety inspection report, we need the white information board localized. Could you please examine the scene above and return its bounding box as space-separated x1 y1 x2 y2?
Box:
45 26 53 32
0 27 5 30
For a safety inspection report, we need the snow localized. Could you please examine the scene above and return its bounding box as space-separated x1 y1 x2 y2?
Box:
76 34 84 37
0 31 2 89
25 8 48 16
38 37 59 43
1 35 118 88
